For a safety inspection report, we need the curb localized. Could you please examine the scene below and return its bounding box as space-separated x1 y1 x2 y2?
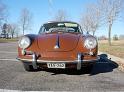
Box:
99 51 124 72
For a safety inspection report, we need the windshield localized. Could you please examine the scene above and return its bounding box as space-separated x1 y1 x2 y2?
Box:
47 27 76 33
39 22 82 34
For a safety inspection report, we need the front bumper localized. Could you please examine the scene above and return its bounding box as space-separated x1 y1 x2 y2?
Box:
17 53 99 70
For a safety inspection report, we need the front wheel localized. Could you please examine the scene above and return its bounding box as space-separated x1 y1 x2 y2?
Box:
85 64 94 72
79 63 94 73
23 62 35 71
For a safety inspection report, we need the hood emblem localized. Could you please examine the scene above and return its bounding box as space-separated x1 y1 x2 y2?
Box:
54 45 60 49
54 35 60 49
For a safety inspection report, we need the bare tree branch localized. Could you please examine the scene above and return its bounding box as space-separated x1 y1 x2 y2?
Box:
54 9 68 21
80 3 102 36
80 0 124 43
19 8 32 35
0 0 8 27
98 0 124 45
7 23 19 38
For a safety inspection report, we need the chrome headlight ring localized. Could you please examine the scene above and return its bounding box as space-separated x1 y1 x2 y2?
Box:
18 36 31 49
84 37 97 49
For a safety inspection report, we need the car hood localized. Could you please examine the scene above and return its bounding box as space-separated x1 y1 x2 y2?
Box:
37 33 81 52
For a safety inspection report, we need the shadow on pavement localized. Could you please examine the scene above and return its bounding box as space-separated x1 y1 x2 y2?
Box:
89 54 118 76
39 54 118 75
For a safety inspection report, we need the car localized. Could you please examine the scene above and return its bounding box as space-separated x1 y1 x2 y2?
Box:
17 21 99 71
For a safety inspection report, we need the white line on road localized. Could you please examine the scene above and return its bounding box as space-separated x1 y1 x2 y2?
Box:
0 89 42 92
0 51 17 54
0 58 18 61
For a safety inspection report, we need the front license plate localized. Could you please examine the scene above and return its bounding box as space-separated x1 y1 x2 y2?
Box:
47 63 65 68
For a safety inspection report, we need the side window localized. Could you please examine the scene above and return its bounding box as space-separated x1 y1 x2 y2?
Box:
38 26 46 34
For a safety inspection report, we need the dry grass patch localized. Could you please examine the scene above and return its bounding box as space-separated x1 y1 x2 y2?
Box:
98 40 124 59
0 38 18 43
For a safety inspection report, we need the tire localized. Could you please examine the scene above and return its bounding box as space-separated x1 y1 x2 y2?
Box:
23 62 34 71
86 64 94 72
88 64 94 72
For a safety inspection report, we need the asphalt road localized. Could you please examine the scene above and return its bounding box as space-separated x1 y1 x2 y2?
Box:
0 42 124 92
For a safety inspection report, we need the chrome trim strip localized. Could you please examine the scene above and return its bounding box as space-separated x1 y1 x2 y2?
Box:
54 35 60 49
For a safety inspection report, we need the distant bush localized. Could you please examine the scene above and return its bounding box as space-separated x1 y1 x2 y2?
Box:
98 35 107 40
113 34 118 41
119 35 124 40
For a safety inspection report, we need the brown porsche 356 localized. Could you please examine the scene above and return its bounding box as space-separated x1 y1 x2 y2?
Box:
17 21 99 71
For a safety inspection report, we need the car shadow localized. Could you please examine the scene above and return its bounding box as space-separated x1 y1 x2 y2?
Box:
89 54 118 76
38 54 118 76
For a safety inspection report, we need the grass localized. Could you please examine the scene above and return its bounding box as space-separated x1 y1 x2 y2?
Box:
98 40 124 59
0 38 18 43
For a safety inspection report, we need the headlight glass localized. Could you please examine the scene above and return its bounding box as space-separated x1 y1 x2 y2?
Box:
18 36 31 49
84 37 97 49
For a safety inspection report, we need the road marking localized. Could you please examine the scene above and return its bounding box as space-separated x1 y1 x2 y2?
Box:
0 89 43 92
0 58 18 61
0 51 17 54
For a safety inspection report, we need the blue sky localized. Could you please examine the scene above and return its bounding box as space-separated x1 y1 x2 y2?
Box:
3 0 124 37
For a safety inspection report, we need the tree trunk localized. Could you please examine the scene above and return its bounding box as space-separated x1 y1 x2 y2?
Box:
12 34 13 38
23 24 25 35
93 31 95 36
108 23 112 46
16 33 18 38
23 28 24 35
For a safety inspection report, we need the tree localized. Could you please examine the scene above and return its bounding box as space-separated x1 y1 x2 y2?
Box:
14 25 20 38
98 0 124 45
119 34 124 40
0 0 8 37
54 9 68 21
0 0 8 27
48 0 53 16
98 35 107 40
1 23 8 38
19 8 32 35
80 13 92 34
7 23 19 38
80 4 101 36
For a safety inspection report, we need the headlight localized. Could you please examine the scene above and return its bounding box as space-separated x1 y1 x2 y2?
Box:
84 37 97 49
18 36 31 49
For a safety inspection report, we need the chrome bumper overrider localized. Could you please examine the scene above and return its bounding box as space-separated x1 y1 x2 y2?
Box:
77 53 81 70
32 53 37 69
